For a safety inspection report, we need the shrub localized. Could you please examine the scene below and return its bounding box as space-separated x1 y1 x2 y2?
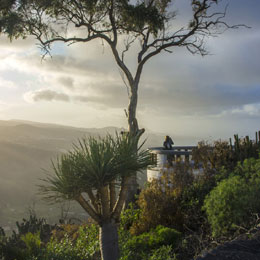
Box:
192 140 234 172
148 245 177 260
192 135 260 174
203 173 260 238
0 214 54 260
179 176 215 231
45 224 99 260
120 203 141 231
232 157 260 180
131 164 193 234
0 216 99 260
120 225 181 260
21 232 42 258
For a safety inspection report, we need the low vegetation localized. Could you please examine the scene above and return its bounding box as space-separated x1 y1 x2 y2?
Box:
1 132 260 260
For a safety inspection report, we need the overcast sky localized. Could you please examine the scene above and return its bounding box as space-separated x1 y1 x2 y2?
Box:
0 0 259 142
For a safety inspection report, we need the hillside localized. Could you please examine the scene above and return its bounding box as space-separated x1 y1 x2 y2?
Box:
0 120 197 231
0 121 152 229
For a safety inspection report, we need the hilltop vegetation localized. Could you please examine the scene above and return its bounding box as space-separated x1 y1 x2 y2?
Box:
1 131 260 259
0 119 196 232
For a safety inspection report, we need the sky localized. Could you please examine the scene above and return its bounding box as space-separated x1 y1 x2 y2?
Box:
0 0 259 142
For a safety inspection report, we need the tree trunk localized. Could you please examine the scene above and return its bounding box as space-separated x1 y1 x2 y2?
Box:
125 174 139 206
125 82 144 206
126 89 138 206
99 219 119 260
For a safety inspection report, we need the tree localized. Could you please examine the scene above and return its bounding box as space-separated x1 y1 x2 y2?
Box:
0 0 243 202
39 134 151 260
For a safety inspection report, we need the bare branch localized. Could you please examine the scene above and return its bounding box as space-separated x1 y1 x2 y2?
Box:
109 181 117 213
76 194 101 224
86 189 99 213
111 176 130 220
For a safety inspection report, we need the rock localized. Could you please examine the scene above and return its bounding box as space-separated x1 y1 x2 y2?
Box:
196 230 260 260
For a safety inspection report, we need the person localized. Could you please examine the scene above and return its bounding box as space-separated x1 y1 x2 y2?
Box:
163 135 174 150
163 135 174 166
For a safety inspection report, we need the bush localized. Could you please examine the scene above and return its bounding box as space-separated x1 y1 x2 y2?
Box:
192 135 260 174
0 216 100 260
192 140 235 172
0 214 54 260
131 164 193 234
232 157 260 180
45 224 99 260
120 225 181 260
21 232 42 258
147 245 177 260
179 176 214 231
203 172 260 238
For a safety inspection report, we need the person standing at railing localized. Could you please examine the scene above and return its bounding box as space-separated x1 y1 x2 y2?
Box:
163 135 174 150
163 135 174 165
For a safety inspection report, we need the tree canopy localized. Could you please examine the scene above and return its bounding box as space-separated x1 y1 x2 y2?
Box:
40 134 150 222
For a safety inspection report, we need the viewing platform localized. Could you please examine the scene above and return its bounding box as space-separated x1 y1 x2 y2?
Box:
147 146 197 182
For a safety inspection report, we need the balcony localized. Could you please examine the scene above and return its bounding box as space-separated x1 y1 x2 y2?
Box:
147 146 197 182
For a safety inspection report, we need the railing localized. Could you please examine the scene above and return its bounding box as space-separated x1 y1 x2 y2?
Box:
148 146 196 165
147 146 197 182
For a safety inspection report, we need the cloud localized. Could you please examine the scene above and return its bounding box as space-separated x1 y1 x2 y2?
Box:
23 80 129 109
224 103 260 118
0 35 36 50
0 78 17 89
57 76 74 90
137 75 260 116
24 89 70 103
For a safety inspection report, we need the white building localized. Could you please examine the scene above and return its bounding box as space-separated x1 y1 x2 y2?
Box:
147 146 196 182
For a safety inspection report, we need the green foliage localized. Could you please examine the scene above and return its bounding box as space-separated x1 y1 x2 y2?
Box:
232 157 260 180
45 224 99 260
203 160 260 238
120 225 180 260
148 245 177 260
0 214 53 260
15 214 53 241
21 232 42 257
119 2 166 35
0 0 169 41
179 176 215 231
40 133 151 201
0 219 100 260
120 203 141 231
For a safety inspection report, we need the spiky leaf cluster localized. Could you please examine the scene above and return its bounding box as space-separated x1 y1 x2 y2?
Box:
40 133 151 201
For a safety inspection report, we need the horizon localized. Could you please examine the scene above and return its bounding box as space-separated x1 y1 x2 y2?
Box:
0 118 259 146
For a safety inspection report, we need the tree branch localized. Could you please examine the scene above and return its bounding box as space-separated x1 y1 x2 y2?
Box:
86 189 99 213
76 194 101 224
109 181 117 213
111 176 130 220
99 186 110 219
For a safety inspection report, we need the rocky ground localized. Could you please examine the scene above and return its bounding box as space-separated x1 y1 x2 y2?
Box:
197 229 260 260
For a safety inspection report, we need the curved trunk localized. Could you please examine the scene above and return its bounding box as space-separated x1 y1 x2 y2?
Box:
99 220 119 260
128 87 138 135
